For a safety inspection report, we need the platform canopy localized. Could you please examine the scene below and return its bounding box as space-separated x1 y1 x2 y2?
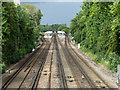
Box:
57 31 65 34
45 31 53 34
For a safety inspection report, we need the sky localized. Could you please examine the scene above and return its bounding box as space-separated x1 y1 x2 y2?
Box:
21 2 82 27
20 0 83 2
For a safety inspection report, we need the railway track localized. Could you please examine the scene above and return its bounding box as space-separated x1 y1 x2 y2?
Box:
57 35 79 88
65 36 95 88
30 34 67 89
54 34 67 89
2 35 67 89
40 36 45 42
1 34 112 89
1 37 50 89
64 35 111 88
57 35 92 88
30 36 53 89
19 41 51 89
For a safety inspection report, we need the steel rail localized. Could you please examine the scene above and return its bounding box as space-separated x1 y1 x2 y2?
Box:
55 34 67 89
66 35 111 88
2 41 44 90
48 37 54 89
65 36 96 88
30 37 53 90
57 35 82 88
18 42 48 89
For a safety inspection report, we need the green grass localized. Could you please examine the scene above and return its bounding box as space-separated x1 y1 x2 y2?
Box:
80 46 120 72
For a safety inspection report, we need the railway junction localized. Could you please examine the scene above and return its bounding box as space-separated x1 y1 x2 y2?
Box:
0 33 118 89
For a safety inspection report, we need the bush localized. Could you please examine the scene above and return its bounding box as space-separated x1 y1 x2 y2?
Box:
80 45 120 72
1 63 6 74
104 52 120 71
80 45 88 53
19 49 26 59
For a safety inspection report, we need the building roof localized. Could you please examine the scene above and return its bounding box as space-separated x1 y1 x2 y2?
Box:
57 31 65 34
45 31 53 34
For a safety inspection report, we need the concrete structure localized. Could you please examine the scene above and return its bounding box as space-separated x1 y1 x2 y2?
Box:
57 31 65 39
57 31 65 34
54 31 57 33
44 31 53 40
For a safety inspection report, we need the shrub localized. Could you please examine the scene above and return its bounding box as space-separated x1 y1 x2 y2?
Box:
104 52 120 71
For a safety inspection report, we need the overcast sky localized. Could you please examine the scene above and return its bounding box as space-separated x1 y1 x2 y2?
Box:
21 2 82 27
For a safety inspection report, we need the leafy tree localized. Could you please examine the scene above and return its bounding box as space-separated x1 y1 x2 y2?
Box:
2 2 43 72
62 27 69 34
57 24 67 31
69 1 120 71
39 24 67 32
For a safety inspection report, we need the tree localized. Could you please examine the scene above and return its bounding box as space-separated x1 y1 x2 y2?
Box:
69 1 120 71
2 2 43 72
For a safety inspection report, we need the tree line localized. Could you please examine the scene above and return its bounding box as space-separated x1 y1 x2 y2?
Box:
39 24 69 33
69 2 120 71
1 2 42 73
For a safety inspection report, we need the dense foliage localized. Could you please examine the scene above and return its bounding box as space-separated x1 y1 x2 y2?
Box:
69 2 120 71
0 2 2 74
39 24 69 33
2 2 42 73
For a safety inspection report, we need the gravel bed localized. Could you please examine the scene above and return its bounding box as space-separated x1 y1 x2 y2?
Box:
70 42 118 88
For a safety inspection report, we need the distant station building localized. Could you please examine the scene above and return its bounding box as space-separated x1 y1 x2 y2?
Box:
44 31 53 40
54 31 57 34
57 31 65 39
